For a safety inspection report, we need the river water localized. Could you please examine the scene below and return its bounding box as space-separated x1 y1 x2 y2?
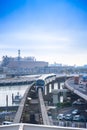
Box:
0 85 29 107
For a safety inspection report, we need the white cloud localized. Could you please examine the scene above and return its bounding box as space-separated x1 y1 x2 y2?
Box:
0 31 70 50
0 32 70 42
0 30 87 66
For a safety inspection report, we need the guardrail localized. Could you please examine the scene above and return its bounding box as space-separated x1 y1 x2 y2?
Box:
64 78 74 92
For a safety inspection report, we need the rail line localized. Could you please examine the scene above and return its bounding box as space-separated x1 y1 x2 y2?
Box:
13 83 35 123
13 74 56 124
38 88 53 125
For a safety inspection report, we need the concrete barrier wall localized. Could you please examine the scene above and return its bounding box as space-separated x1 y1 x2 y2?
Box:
0 124 20 130
23 124 86 130
0 123 86 130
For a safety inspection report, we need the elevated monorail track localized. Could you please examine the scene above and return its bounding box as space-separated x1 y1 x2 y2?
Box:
13 74 55 125
13 82 35 123
14 85 52 125
38 88 52 125
7 74 73 125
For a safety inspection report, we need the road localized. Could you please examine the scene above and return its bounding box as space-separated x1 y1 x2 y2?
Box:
65 78 87 100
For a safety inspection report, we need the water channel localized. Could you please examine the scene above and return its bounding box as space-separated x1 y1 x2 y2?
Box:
0 85 29 106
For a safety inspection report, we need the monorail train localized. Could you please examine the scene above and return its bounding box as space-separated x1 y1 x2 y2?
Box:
35 74 56 92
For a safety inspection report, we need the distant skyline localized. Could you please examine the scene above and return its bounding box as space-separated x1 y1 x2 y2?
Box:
0 0 87 66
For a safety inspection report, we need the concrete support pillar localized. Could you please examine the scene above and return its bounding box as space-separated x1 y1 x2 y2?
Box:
53 94 59 104
60 82 64 89
54 82 58 89
45 84 49 95
6 95 8 107
63 91 67 101
49 84 52 93
45 85 47 95
58 93 60 103
51 82 54 90
53 90 60 105
58 82 60 89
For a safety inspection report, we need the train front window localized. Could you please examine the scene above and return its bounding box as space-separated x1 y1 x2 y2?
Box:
36 80 45 86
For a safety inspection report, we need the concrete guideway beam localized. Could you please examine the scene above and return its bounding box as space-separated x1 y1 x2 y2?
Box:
13 83 35 123
38 88 52 125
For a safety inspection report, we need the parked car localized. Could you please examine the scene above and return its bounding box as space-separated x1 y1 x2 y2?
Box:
72 109 80 115
73 115 86 122
72 98 85 106
2 121 13 125
64 114 73 121
57 114 65 120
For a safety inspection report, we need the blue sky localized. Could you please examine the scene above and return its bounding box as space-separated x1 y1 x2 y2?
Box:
0 0 87 66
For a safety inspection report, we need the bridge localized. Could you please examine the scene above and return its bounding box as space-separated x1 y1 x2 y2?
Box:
0 75 39 86
13 74 57 125
65 77 87 101
0 74 87 130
